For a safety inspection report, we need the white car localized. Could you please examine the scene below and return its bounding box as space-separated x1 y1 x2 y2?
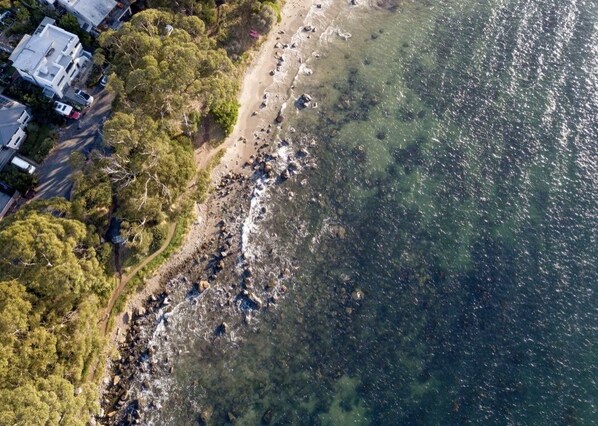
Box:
74 89 94 106
54 102 80 120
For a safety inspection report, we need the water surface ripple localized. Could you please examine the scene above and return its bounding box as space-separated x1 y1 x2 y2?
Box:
141 0 597 424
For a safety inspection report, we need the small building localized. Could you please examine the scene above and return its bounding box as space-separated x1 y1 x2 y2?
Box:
8 17 90 99
43 0 132 33
0 94 31 151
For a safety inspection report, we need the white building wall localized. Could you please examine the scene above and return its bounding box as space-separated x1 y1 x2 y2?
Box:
10 24 87 99
7 127 27 150
18 110 31 126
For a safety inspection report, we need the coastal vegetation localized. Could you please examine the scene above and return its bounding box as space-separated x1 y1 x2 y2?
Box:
0 0 281 422
92 9 241 254
0 200 111 424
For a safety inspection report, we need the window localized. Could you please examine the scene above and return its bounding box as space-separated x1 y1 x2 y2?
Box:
57 75 65 87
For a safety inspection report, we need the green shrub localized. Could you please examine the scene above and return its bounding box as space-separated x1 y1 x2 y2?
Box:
264 1 282 23
150 223 169 252
195 168 211 203
211 99 239 136
19 123 56 163
0 164 38 194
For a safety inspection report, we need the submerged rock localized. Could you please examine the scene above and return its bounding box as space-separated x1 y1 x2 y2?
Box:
248 292 264 309
262 408 274 424
217 322 228 335
199 406 213 424
351 289 365 301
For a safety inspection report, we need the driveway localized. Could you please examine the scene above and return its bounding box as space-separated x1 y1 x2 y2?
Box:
34 88 114 200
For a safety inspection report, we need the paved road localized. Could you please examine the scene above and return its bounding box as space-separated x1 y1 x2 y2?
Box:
34 88 114 200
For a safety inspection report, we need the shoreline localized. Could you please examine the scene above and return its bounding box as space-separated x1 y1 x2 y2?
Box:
97 0 347 422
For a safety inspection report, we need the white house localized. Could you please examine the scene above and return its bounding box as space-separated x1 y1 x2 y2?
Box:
0 95 31 151
9 17 90 99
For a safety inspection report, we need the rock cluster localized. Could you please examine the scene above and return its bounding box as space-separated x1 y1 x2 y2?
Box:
296 93 313 109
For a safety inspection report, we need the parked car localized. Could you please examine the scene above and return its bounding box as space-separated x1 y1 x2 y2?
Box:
54 102 81 120
99 74 108 87
74 89 94 106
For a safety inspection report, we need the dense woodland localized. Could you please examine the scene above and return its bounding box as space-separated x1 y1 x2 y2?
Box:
0 0 279 423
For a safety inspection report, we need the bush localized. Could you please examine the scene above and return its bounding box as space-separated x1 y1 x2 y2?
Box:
194 168 211 203
18 123 56 163
263 1 282 23
87 64 103 88
0 164 38 194
211 99 239 136
149 223 169 252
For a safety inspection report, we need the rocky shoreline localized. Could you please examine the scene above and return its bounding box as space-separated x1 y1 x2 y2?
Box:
96 0 358 421
98 129 321 424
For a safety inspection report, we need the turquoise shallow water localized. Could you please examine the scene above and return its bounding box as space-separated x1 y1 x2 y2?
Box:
139 0 597 424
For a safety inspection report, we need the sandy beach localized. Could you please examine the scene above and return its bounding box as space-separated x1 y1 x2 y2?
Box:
97 0 346 421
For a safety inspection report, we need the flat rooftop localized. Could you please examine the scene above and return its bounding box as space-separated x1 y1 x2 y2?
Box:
9 22 78 77
63 0 117 26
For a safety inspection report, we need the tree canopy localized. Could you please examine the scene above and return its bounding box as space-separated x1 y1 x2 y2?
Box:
102 112 194 245
96 9 239 247
0 204 109 424
100 10 238 126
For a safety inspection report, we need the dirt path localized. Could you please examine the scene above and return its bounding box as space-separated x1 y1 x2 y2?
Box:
87 222 176 383
100 222 177 335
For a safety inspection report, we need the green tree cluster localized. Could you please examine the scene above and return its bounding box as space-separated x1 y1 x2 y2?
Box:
0 202 112 424
147 0 218 25
94 10 241 250
71 159 113 233
99 10 238 130
101 112 194 248
0 0 14 10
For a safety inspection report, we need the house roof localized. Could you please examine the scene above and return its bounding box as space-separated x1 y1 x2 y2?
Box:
0 190 14 216
62 0 117 27
0 146 17 171
0 95 28 147
9 21 78 77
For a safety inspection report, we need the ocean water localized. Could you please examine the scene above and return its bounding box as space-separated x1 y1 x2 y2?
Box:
136 0 597 424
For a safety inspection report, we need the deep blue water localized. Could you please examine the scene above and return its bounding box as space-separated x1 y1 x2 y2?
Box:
139 0 597 423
